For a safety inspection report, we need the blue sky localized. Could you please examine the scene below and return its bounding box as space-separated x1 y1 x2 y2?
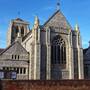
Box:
0 0 90 48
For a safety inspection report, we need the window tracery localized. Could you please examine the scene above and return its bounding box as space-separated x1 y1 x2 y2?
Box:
51 35 66 66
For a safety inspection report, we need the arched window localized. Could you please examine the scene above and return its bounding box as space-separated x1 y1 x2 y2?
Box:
51 35 66 66
12 25 17 38
15 26 19 34
21 26 24 36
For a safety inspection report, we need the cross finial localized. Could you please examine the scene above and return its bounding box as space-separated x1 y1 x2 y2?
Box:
57 0 60 10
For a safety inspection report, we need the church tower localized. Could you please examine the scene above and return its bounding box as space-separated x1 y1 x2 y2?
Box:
7 18 30 46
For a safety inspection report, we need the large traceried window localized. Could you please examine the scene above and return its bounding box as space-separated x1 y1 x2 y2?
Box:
51 35 66 67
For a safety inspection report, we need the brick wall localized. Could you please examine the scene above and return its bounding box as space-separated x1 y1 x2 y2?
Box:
0 80 90 90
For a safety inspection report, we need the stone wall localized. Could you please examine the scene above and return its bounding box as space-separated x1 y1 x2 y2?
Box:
0 80 90 90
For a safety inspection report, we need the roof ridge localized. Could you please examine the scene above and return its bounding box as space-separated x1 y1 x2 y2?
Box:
43 10 72 29
0 41 16 55
43 10 60 26
0 41 28 55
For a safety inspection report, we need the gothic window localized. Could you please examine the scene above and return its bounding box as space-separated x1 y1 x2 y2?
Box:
51 35 66 66
11 26 19 38
12 25 19 38
21 26 24 36
15 26 19 34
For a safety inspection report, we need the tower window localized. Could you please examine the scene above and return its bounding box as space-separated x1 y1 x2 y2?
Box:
21 26 24 36
15 26 19 34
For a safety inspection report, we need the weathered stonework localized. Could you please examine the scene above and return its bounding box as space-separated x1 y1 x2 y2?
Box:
0 9 84 80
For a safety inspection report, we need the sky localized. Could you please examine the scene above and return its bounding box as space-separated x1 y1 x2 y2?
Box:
0 0 90 48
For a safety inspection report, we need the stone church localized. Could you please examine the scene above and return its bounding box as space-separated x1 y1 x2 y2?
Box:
0 7 85 80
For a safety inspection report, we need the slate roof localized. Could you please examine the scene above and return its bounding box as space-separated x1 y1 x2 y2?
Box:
0 41 28 55
44 10 72 29
22 30 32 42
15 18 24 21
0 48 5 54
83 48 89 55
12 18 29 25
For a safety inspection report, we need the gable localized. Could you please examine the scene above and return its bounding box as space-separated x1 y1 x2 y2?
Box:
44 10 71 29
0 41 28 55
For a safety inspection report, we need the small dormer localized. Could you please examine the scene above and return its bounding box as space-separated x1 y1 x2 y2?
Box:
7 18 30 46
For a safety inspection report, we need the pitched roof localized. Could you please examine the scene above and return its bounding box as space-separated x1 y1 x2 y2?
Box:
22 25 43 42
12 18 29 25
15 18 24 21
22 30 32 42
0 48 5 54
83 47 90 55
83 48 89 55
44 10 72 29
0 41 28 55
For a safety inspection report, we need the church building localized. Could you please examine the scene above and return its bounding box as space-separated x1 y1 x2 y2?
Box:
0 4 84 80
